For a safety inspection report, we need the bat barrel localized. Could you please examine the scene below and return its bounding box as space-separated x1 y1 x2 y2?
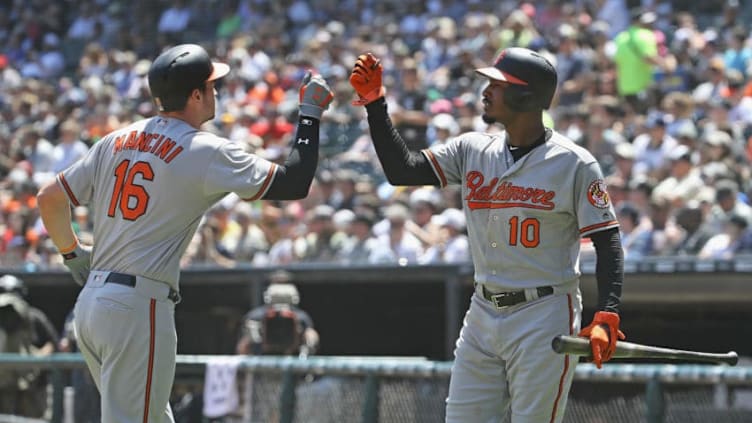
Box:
551 335 738 366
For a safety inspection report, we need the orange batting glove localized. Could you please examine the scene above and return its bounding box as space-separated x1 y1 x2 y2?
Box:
577 311 625 369
349 53 386 106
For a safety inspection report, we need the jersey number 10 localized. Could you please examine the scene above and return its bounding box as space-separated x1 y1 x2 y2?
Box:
508 216 540 248
108 160 153 221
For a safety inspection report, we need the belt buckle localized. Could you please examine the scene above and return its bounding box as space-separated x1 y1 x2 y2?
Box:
490 292 511 309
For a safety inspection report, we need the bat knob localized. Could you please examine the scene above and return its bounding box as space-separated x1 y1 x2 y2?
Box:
551 335 565 353
728 351 739 366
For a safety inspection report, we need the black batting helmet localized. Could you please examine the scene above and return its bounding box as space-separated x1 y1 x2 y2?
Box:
475 47 557 112
148 44 230 112
0 275 27 298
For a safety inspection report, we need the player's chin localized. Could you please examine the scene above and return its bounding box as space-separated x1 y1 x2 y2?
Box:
481 114 496 124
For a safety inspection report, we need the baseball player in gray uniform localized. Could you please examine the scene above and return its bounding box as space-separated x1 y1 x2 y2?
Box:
350 48 625 422
37 44 333 422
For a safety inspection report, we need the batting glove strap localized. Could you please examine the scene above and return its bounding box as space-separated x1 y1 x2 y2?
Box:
298 71 334 120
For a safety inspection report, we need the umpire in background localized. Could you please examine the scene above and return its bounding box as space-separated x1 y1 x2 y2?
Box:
37 43 333 423
349 47 625 423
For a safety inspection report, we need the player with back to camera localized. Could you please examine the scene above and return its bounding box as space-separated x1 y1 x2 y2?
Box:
36 43 333 422
349 47 625 422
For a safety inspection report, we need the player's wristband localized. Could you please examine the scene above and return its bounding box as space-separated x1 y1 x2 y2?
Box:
59 239 79 259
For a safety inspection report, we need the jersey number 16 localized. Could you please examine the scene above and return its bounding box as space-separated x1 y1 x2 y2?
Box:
107 160 153 221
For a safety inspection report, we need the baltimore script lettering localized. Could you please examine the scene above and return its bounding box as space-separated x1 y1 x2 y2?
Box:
465 171 555 210
112 131 184 164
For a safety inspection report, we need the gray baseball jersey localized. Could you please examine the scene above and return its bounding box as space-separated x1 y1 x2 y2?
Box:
424 129 619 290
58 116 277 289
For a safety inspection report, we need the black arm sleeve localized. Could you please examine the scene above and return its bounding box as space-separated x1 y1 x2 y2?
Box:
364 98 440 186
589 227 624 314
263 116 320 200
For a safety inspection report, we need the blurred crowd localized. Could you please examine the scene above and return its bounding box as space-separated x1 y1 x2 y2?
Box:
1 0 752 271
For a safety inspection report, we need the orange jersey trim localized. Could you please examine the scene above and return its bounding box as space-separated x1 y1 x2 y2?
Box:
243 163 277 201
549 293 574 423
422 150 448 187
579 220 619 235
142 299 156 423
57 174 80 207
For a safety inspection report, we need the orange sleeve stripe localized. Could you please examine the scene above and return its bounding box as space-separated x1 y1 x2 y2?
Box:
243 163 277 201
579 220 619 234
422 149 448 187
57 174 80 207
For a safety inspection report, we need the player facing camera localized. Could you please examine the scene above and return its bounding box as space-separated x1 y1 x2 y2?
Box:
259 302 304 355
237 277 319 357
0 294 26 334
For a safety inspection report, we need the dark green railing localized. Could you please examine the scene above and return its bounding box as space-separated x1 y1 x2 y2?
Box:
1 354 751 423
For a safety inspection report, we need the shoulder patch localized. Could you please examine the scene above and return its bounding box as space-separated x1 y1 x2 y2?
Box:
587 179 611 209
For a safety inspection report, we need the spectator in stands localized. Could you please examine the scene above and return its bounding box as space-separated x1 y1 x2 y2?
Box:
158 0 193 40
613 9 662 114
591 0 630 39
496 9 539 51
672 203 716 256
693 57 728 106
20 125 55 186
722 26 752 78
259 204 301 266
38 33 65 80
405 187 443 250
428 113 460 146
66 2 98 40
725 71 752 131
229 202 268 263
554 24 591 108
182 215 237 269
616 202 652 260
374 203 424 265
332 169 359 211
698 214 750 259
652 145 706 208
337 210 384 265
51 119 88 174
389 58 430 151
698 129 738 184
419 208 469 264
297 205 342 263
631 112 678 181
707 179 752 232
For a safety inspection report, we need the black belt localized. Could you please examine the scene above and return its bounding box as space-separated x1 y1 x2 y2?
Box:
105 272 181 304
479 284 553 308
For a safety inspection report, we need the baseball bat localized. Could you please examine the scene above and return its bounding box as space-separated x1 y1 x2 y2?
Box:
552 335 738 366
